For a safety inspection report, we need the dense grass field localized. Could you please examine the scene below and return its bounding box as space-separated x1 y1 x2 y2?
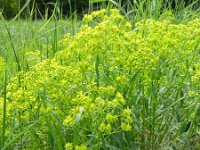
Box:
1 1 200 150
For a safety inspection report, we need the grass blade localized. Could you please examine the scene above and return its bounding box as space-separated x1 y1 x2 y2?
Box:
2 68 7 148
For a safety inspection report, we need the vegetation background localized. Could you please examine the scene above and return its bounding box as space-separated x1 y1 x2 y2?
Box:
1 0 200 19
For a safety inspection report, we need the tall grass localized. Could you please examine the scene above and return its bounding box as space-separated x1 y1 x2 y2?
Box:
1 68 7 149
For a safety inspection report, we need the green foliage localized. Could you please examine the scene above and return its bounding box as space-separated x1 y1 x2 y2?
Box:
0 57 5 79
1 0 199 19
1 0 20 18
1 9 200 149
0 11 4 20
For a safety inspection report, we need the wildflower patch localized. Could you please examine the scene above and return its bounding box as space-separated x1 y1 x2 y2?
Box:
1 9 200 149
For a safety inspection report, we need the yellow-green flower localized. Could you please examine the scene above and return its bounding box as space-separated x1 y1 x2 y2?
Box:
75 145 87 150
105 123 112 134
63 115 74 127
65 143 73 150
98 122 106 133
106 113 118 123
115 92 126 105
122 108 132 117
121 122 132 131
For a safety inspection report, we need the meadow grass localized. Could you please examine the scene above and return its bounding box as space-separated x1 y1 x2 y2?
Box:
0 18 81 73
0 1 200 150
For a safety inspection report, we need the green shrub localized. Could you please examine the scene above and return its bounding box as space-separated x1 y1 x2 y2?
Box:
1 9 200 149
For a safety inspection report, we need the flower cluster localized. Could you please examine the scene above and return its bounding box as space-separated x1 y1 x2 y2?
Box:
1 9 200 149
